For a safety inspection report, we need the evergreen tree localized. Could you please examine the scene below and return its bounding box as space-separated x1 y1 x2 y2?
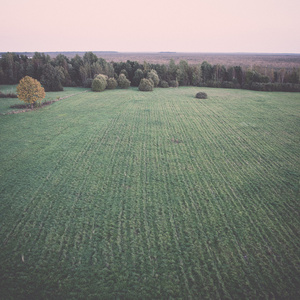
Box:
40 63 64 91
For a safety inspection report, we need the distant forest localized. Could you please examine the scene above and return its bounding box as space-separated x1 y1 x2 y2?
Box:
0 52 300 92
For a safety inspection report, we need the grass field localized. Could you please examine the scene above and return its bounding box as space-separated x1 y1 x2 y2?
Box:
0 86 87 114
0 86 299 299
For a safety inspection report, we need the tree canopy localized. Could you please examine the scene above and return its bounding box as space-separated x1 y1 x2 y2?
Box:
16 76 45 109
1 52 300 92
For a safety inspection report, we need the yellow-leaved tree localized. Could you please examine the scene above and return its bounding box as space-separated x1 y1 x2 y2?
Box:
16 76 45 109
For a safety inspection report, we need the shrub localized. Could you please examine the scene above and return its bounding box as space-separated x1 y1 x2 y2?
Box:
169 80 179 87
120 69 129 79
92 74 107 92
118 74 131 89
148 78 154 87
147 70 160 87
138 78 154 91
106 77 118 89
160 80 169 88
0 92 18 98
195 92 208 99
221 81 236 89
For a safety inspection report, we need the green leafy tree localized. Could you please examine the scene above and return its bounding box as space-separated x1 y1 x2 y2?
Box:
167 59 178 82
83 52 98 65
138 78 154 91
191 64 202 86
233 66 243 86
169 80 179 87
132 69 144 86
70 55 84 85
107 77 118 89
40 63 64 91
118 74 131 89
120 69 129 79
92 74 107 92
201 61 213 83
147 70 160 87
177 60 191 86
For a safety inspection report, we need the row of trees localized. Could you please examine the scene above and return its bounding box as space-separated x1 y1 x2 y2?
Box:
1 52 300 92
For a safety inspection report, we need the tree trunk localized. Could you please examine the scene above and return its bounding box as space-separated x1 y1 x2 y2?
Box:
31 103 33 109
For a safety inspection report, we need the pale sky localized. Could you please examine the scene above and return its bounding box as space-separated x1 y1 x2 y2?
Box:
1 0 299 53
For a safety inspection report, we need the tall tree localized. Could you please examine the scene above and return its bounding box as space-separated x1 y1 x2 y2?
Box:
40 63 64 91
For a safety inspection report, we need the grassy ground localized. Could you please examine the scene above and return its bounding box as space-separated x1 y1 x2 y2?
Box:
0 87 299 299
0 85 87 114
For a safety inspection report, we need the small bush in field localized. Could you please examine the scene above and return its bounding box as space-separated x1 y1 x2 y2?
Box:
147 70 160 87
160 80 169 88
0 92 18 98
139 78 154 91
195 92 208 99
169 80 179 87
118 74 131 89
106 78 118 89
92 74 107 92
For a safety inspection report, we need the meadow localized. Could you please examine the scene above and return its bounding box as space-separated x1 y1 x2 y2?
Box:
0 86 299 299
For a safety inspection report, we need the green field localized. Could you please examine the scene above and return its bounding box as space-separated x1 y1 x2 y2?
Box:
0 87 299 299
0 86 87 114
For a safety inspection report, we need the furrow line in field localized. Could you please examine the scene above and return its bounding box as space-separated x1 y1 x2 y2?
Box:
184 99 300 244
157 96 226 298
177 99 300 282
81 97 140 280
165 97 246 297
109 102 137 268
199 99 297 177
147 103 190 296
184 99 298 241
8 99 128 259
164 97 278 294
1 141 78 243
139 104 160 281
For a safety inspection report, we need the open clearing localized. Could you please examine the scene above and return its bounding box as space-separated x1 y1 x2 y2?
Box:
0 87 299 298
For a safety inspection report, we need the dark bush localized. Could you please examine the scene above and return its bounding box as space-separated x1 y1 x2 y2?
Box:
92 74 107 92
195 92 208 99
147 70 159 87
83 78 93 88
160 80 169 88
139 78 154 91
246 82 300 92
209 81 222 88
0 92 18 98
221 81 236 89
40 63 64 91
169 80 179 87
132 69 144 86
106 77 118 89
118 74 131 89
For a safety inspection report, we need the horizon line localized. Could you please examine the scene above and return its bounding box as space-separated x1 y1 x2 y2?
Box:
1 50 300 55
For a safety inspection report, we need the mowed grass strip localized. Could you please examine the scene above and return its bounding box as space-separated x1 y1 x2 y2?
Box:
0 87 299 299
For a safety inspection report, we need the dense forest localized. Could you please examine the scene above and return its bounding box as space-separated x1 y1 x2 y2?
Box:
1 52 300 92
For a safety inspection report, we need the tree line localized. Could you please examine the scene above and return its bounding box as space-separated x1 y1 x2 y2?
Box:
1 51 300 92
